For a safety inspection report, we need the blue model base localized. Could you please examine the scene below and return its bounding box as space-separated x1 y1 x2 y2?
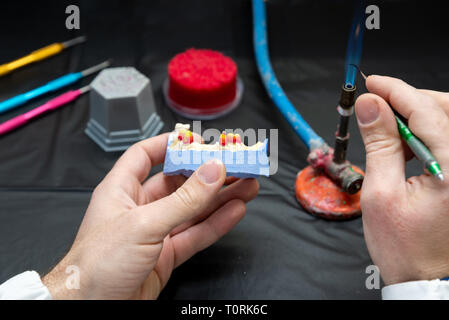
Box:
163 136 270 178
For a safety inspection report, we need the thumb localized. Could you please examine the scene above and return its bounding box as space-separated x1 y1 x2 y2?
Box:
136 159 226 238
355 93 406 190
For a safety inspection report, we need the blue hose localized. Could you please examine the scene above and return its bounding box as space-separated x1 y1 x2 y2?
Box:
252 0 325 150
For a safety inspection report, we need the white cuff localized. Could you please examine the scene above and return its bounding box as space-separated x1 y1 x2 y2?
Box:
0 271 52 300
382 279 449 300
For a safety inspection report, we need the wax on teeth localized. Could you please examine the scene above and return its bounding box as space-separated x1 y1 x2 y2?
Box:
183 130 193 144
220 132 227 146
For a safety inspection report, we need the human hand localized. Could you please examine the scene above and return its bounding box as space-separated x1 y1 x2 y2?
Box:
42 133 259 299
355 75 449 285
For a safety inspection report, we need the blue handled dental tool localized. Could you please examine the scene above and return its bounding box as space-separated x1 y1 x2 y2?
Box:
0 60 110 114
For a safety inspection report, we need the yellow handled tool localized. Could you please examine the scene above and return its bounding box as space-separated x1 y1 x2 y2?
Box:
0 36 86 77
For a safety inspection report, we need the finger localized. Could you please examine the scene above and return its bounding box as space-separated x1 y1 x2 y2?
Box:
366 75 431 119
142 172 187 203
135 159 227 240
419 89 449 118
355 93 406 190
170 199 246 268
366 76 449 167
140 131 203 202
224 176 239 185
104 133 170 184
169 178 259 236
395 89 443 161
143 174 254 206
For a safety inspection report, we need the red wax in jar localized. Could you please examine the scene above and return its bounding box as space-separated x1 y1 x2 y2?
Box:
168 49 238 110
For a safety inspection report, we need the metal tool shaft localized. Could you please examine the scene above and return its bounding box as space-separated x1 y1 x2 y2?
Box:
80 60 111 77
61 36 87 48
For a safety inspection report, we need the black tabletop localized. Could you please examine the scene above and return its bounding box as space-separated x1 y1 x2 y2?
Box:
0 0 448 299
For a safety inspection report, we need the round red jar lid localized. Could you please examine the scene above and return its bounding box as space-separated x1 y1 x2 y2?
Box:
164 48 243 119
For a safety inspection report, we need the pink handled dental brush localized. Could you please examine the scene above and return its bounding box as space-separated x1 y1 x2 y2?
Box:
0 85 90 136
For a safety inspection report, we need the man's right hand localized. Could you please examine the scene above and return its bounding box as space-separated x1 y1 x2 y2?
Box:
355 75 449 285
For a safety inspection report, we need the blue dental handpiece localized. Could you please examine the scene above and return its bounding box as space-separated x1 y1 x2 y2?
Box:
0 60 110 114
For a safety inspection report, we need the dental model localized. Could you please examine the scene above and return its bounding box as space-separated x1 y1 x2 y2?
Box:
163 124 269 178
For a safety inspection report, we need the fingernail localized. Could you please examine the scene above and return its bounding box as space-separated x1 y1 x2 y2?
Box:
356 100 379 124
197 159 223 184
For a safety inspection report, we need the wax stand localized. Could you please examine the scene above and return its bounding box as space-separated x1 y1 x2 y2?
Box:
85 67 163 152
252 0 365 220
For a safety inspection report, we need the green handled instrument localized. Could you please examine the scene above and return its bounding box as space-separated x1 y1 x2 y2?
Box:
395 116 443 181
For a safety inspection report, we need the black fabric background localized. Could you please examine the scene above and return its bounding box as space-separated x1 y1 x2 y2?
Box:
0 0 448 299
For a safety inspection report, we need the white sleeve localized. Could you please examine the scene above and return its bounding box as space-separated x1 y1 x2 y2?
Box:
0 271 52 300
382 279 449 300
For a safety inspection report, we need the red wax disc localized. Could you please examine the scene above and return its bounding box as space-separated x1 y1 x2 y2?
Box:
295 165 364 220
165 49 242 118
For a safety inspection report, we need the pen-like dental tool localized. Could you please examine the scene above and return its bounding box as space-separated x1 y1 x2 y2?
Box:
0 36 87 77
0 86 90 136
0 60 110 114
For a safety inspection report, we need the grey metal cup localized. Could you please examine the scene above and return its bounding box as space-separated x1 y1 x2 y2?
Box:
85 67 163 152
